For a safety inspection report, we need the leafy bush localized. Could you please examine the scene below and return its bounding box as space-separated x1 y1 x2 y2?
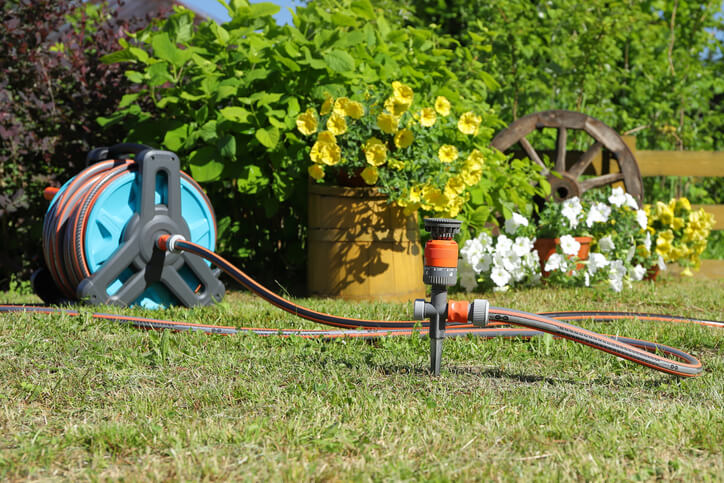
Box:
102 0 505 285
0 0 145 288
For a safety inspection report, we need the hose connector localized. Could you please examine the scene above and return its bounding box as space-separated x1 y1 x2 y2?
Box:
157 234 186 253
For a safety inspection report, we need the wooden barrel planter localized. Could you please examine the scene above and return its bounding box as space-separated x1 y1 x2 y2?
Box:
307 184 426 302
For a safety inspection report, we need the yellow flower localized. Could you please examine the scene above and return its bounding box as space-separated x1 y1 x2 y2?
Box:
461 166 482 186
422 186 447 211
672 217 685 230
308 164 325 181
656 201 674 225
681 267 693 277
675 197 691 213
320 95 333 116
457 111 481 135
333 97 350 116
377 112 399 134
317 130 336 144
384 96 409 117
388 158 405 170
445 176 466 196
363 138 387 166
419 108 436 127
296 108 318 136
360 166 379 185
392 81 414 105
407 186 421 203
465 149 485 170
346 101 364 119
326 112 347 135
394 128 414 148
310 141 341 166
438 144 459 163
434 96 450 116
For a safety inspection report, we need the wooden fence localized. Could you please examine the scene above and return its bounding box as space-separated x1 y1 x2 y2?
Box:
622 136 724 279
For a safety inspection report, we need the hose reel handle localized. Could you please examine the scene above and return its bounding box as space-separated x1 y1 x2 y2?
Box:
86 143 153 165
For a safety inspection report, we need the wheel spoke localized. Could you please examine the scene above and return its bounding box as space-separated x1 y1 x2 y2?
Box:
568 142 602 178
579 172 625 191
555 127 567 173
519 137 548 173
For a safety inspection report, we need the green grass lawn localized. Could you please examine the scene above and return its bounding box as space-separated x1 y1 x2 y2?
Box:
1 277 723 481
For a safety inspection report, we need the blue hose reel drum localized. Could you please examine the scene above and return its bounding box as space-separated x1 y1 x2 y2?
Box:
41 144 225 308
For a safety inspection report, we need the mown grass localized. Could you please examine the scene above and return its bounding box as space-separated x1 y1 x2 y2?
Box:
1 276 722 481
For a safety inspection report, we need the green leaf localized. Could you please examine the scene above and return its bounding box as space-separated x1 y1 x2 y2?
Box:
125 71 144 83
255 127 279 148
129 47 150 64
197 120 218 142
189 146 223 182
218 134 237 159
219 106 250 123
236 165 268 194
350 0 375 20
118 93 139 109
101 49 136 64
151 32 190 68
163 123 192 151
248 2 280 18
147 62 173 87
323 49 355 73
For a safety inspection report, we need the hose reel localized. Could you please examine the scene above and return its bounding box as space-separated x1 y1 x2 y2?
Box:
36 143 225 308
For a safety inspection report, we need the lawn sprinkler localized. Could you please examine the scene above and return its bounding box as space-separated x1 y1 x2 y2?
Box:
17 143 715 379
413 218 488 375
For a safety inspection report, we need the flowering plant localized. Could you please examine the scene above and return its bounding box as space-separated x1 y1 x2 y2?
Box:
459 187 665 292
295 82 496 218
646 198 715 275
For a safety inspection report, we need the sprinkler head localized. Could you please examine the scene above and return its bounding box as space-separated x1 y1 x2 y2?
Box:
424 218 462 240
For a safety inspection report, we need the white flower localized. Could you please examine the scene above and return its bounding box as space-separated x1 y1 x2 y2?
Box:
473 253 493 274
608 260 627 292
608 187 627 207
631 264 646 281
587 252 609 275
476 232 493 252
496 234 513 254
502 252 521 272
598 235 615 253
460 238 483 266
490 266 512 288
586 202 611 227
626 245 636 263
544 253 564 272
559 235 581 257
643 232 652 251
584 271 591 287
512 236 533 257
635 209 648 230
561 197 583 229
504 212 529 235
625 193 639 210
458 260 479 292
522 251 540 270
657 255 667 270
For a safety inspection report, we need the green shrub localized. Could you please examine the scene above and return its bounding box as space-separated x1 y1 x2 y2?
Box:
103 0 505 286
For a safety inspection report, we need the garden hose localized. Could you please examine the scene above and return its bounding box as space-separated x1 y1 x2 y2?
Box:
10 144 719 379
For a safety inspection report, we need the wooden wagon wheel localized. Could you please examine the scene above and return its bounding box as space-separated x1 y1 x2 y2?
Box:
491 110 643 204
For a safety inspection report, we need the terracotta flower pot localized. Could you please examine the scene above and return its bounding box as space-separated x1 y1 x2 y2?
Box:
533 236 592 276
